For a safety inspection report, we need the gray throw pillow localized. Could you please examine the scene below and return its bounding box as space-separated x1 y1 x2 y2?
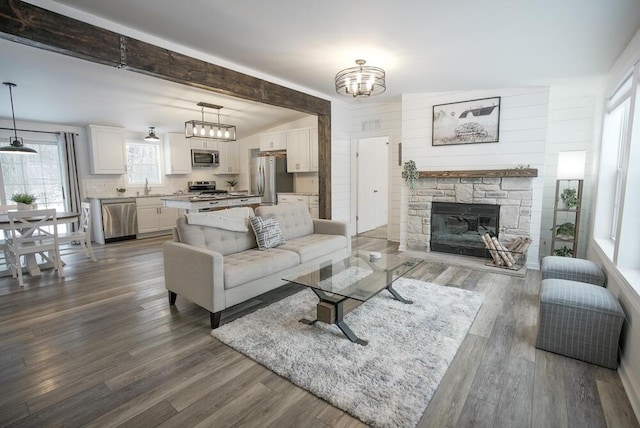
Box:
249 215 286 250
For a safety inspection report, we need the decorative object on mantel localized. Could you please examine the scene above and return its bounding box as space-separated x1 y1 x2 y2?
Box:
432 96 501 146
116 187 126 195
10 192 37 210
402 160 419 192
185 102 236 141
418 168 538 178
0 82 37 155
334 59 386 98
482 234 530 270
143 127 160 142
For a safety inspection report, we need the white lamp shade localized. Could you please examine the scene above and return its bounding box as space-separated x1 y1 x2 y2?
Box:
557 150 586 180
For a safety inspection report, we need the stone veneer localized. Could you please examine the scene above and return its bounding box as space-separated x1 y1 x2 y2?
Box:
407 176 533 252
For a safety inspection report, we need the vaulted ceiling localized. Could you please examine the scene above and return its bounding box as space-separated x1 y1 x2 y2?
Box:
1 0 639 135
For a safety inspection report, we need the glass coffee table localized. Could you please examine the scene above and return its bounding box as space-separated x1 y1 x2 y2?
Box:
283 251 423 345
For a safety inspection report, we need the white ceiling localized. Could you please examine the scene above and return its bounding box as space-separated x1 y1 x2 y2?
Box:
1 0 640 135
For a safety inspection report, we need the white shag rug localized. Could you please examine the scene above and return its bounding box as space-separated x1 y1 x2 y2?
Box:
211 278 484 428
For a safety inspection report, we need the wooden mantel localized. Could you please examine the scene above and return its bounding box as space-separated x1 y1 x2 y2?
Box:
418 168 538 178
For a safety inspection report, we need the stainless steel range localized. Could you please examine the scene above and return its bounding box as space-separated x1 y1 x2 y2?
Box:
187 180 228 196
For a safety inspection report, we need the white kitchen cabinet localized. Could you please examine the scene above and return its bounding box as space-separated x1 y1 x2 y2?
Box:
164 133 192 174
277 193 319 218
216 141 240 174
136 197 178 235
87 124 126 174
286 129 311 172
309 195 319 219
309 128 318 172
190 140 218 150
260 132 286 151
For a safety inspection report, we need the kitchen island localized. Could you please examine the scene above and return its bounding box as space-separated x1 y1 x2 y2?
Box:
161 194 262 213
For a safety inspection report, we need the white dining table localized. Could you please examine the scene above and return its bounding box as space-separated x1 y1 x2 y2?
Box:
0 211 79 277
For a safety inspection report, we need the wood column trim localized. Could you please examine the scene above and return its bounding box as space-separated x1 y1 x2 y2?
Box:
0 0 333 218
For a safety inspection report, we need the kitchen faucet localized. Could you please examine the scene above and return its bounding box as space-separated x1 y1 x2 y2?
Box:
144 178 151 196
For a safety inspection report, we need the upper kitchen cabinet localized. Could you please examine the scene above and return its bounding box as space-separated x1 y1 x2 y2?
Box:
87 124 126 174
260 132 287 151
190 140 218 150
164 133 192 174
216 141 240 174
286 128 318 172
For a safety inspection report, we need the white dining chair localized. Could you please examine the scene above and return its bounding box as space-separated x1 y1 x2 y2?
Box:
58 202 97 261
6 208 65 287
0 205 18 273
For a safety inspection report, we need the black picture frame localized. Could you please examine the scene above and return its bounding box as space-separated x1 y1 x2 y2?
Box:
432 96 501 146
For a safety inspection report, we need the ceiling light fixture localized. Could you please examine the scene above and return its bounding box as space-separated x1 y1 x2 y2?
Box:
144 126 160 142
185 102 236 142
335 59 386 98
0 82 37 154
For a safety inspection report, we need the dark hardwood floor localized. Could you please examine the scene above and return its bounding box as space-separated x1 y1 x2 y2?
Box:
0 234 637 427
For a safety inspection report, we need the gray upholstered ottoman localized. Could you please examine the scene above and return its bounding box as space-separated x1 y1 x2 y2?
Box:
536 279 624 369
541 256 606 286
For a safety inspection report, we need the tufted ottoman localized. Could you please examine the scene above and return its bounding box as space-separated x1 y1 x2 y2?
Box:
536 278 625 369
541 256 606 286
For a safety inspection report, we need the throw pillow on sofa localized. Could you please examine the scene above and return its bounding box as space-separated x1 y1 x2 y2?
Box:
249 215 286 250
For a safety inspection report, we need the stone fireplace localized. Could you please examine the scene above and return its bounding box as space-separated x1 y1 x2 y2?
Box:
406 172 534 255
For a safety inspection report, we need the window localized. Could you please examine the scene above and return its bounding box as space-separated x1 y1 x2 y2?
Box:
0 140 66 211
125 140 162 185
606 99 629 241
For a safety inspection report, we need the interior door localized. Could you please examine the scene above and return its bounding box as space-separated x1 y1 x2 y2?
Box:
357 137 389 233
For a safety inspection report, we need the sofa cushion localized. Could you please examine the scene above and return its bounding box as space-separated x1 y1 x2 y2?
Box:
255 203 313 241
223 248 300 289
249 215 286 250
176 214 257 256
279 234 349 264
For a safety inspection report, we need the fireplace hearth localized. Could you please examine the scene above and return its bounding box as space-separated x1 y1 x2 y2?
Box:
430 202 500 258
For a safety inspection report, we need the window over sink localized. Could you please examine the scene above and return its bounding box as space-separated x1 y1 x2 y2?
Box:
125 139 162 186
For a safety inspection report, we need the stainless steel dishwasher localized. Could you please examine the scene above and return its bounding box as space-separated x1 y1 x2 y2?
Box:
101 198 138 243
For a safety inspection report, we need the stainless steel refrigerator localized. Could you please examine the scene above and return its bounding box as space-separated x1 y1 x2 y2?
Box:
250 156 293 205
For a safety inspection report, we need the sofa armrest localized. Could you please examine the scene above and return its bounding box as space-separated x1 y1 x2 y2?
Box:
313 219 351 253
163 241 226 313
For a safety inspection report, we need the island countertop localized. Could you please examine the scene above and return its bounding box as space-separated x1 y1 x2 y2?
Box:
161 194 262 212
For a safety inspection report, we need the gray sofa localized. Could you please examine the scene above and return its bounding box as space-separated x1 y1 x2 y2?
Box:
163 203 351 328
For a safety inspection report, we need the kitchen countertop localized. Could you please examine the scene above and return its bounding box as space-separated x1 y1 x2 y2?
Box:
276 192 319 196
161 193 261 202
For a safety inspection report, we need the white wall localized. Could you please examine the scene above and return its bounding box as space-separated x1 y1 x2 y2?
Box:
401 88 550 268
540 78 605 259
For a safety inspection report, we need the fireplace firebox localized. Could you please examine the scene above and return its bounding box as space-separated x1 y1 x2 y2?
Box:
430 202 500 258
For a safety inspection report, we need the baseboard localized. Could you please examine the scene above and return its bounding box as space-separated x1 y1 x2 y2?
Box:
619 358 640 422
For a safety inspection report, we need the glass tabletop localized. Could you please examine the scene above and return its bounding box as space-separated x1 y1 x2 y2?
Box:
283 250 423 302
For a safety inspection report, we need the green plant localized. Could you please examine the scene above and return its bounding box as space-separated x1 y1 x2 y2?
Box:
226 179 238 187
555 222 575 237
10 192 36 204
560 188 578 209
515 164 530 169
554 246 574 257
402 160 419 192
116 187 126 194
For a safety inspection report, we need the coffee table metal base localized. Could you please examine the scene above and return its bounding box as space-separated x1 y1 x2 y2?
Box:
300 283 412 346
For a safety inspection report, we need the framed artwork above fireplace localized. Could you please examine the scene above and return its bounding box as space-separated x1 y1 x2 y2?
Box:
432 96 501 146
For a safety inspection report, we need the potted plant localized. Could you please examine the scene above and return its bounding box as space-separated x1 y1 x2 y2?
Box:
560 188 578 209
402 160 419 192
226 179 238 192
11 192 37 210
555 222 575 239
554 246 574 257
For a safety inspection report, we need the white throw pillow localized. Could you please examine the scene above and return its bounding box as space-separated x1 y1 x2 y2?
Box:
249 215 285 250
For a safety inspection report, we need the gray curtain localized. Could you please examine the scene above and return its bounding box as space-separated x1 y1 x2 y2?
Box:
61 132 81 230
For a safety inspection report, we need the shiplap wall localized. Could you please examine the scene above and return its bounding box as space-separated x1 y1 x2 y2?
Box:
401 88 550 268
541 79 604 259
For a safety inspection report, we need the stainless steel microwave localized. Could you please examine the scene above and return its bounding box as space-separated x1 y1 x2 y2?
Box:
191 149 219 167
